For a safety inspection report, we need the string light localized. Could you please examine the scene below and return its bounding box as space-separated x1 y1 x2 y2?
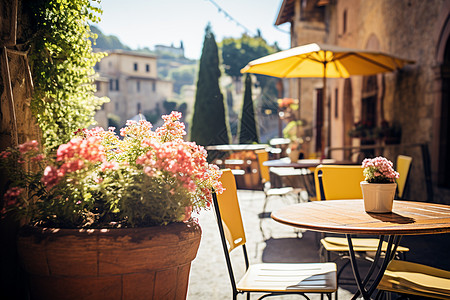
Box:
205 0 256 36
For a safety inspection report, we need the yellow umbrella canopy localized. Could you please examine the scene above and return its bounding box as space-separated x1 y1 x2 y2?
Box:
241 42 414 157
240 43 414 78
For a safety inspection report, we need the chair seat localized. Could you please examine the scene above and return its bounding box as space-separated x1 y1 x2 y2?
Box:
237 262 337 293
321 237 410 253
269 167 305 177
378 260 450 299
265 186 295 196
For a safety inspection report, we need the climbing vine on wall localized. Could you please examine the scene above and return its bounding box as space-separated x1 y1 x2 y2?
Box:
27 0 108 151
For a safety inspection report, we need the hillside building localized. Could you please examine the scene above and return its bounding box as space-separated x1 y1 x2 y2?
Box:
94 50 173 127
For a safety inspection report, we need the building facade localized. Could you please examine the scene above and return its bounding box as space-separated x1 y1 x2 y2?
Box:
276 0 450 204
95 50 173 127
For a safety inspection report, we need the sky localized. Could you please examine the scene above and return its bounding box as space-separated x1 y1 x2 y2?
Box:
95 0 291 60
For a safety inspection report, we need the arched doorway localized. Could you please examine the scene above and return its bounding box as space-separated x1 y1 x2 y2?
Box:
360 75 378 157
343 79 353 160
437 37 450 188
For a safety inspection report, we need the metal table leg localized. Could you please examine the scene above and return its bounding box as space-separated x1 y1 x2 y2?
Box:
346 234 402 300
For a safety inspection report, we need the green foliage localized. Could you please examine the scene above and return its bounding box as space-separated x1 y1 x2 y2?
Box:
0 114 223 228
90 25 131 50
27 0 109 152
238 74 259 144
169 65 196 93
221 34 280 103
190 24 230 146
221 34 276 79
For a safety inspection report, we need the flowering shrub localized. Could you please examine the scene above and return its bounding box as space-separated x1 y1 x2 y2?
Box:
362 156 399 183
0 112 223 228
277 98 298 109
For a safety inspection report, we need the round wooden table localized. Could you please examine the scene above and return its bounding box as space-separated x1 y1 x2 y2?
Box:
272 200 450 299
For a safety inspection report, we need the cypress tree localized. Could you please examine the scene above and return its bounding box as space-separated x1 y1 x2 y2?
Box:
190 24 230 146
238 74 259 144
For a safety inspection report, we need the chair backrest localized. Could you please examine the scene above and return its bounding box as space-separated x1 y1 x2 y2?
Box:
396 155 412 199
255 149 270 183
213 169 246 252
314 165 365 200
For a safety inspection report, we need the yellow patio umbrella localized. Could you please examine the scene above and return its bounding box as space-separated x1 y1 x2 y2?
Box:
241 42 414 155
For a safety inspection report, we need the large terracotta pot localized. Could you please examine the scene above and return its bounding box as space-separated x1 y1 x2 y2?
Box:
360 181 397 213
17 222 202 300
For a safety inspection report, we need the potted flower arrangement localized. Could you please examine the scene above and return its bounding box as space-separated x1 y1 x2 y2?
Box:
360 156 399 213
0 111 223 300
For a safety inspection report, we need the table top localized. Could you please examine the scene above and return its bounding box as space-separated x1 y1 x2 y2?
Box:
271 200 450 235
263 158 339 168
206 144 268 151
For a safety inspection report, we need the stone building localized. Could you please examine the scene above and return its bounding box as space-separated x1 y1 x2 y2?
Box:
154 42 185 57
95 50 173 127
275 0 450 204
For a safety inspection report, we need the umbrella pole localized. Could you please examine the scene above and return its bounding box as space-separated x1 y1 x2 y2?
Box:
321 62 327 159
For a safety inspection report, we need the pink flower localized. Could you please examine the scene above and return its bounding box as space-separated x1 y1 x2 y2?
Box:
0 151 11 159
31 154 45 162
18 140 39 154
362 156 399 183
42 165 60 189
3 187 24 206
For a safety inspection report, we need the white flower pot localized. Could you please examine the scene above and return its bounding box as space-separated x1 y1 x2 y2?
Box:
360 181 397 213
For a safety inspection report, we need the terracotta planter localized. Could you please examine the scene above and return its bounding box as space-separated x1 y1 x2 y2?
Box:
17 222 202 300
360 181 397 213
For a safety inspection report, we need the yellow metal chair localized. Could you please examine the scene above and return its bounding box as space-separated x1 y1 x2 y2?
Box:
313 165 409 287
396 155 412 199
378 260 450 299
212 169 337 300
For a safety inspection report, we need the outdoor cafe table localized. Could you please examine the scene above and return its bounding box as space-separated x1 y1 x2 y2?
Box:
262 157 338 168
206 144 268 152
271 200 450 300
262 158 344 197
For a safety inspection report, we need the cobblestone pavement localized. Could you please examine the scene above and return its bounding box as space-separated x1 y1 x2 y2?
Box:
187 189 450 300
187 190 355 300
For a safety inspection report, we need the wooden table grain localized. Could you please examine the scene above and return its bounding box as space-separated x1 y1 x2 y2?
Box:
271 200 450 235
271 200 450 299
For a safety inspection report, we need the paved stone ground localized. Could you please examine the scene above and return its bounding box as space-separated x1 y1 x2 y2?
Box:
187 189 450 300
187 190 355 300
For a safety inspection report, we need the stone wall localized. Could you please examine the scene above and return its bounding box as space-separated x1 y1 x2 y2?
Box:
328 0 450 203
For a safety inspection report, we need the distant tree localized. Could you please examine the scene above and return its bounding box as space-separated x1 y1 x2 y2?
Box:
221 34 276 80
90 26 130 50
169 66 195 93
238 74 259 144
221 34 279 96
162 100 177 114
190 24 230 146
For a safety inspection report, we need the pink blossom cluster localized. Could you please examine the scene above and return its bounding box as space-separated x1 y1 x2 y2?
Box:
18 140 39 154
56 136 105 163
41 136 107 188
362 156 399 183
120 120 154 139
1 187 24 215
137 140 207 192
155 111 186 141
0 151 11 159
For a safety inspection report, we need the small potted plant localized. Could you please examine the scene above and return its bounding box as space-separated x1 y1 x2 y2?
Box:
0 111 223 300
360 156 399 213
